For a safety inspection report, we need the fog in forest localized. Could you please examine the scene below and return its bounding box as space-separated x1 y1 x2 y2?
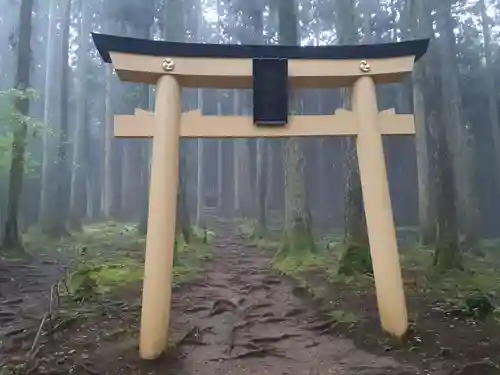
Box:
1 0 500 374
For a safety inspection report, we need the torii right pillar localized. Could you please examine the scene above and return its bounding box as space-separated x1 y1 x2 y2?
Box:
353 74 407 336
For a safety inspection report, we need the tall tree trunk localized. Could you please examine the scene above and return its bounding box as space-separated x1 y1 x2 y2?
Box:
256 138 268 235
69 0 91 230
103 65 117 219
420 0 459 269
1 0 35 251
195 91 205 228
121 138 143 220
166 0 191 243
247 3 267 234
216 103 224 214
334 0 368 249
409 0 437 245
39 0 61 230
479 0 500 206
279 0 315 256
46 0 72 237
435 1 479 252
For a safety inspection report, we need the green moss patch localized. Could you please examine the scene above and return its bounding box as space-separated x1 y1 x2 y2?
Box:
337 242 373 276
25 222 214 300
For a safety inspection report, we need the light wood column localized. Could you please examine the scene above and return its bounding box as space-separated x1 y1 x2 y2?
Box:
139 74 181 359
352 75 408 337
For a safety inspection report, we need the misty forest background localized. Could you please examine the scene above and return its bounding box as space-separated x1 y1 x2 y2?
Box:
1 0 500 273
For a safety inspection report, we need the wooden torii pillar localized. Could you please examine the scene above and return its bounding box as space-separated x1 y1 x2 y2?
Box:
92 33 429 360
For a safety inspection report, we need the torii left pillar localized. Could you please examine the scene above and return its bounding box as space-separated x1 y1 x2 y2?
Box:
139 75 181 359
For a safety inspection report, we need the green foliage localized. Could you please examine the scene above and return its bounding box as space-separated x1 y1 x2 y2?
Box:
337 242 373 276
25 222 214 299
192 225 216 244
255 238 280 251
62 261 144 301
328 309 361 326
0 87 48 178
465 293 495 320
273 252 325 277
277 217 317 259
236 218 260 239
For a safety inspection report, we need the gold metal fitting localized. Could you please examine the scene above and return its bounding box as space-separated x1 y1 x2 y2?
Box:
359 60 371 73
162 58 175 72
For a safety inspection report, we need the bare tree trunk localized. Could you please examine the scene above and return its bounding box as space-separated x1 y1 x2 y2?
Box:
195 89 204 227
45 0 72 237
69 0 91 230
103 66 122 219
479 0 500 204
409 0 437 245
279 0 315 255
121 139 143 220
39 0 61 230
334 0 368 250
435 0 479 252
2 0 35 251
216 139 224 213
256 138 268 235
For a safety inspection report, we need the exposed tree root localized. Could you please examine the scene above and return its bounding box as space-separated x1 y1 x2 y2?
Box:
250 332 301 344
179 325 212 346
212 345 290 361
305 320 335 331
284 307 305 317
257 316 286 324
209 299 237 316
185 305 210 313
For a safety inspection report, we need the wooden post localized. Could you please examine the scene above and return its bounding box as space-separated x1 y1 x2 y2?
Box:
352 76 408 337
139 75 181 359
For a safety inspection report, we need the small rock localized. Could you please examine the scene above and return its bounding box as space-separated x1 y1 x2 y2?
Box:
439 347 452 358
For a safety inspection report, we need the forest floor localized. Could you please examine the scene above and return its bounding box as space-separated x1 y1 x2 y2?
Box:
1 220 499 375
244 222 500 375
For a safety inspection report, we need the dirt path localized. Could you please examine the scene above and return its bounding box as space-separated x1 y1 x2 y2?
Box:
0 254 64 349
1 229 452 374
167 232 426 375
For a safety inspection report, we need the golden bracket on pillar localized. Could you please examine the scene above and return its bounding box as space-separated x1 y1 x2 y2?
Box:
359 60 371 73
162 58 175 71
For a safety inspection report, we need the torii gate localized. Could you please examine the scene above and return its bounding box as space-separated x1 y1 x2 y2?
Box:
92 33 429 360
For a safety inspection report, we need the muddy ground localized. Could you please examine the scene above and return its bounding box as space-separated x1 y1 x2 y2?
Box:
0 226 498 375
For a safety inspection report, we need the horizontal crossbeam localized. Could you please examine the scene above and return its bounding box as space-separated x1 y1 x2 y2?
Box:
114 108 415 138
109 54 416 88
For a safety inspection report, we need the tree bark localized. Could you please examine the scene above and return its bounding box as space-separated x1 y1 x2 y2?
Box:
479 0 500 205
2 0 35 251
39 0 61 230
69 0 91 230
45 0 72 237
279 0 315 255
334 0 368 250
409 0 437 245
435 0 479 252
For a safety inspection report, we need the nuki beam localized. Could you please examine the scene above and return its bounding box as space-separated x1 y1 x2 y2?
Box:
91 32 430 361
114 108 416 138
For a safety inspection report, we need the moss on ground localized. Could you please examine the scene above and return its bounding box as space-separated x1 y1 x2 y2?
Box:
244 226 500 324
24 222 214 300
235 218 260 239
337 242 373 276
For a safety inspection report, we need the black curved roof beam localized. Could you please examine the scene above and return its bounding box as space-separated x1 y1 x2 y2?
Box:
92 33 429 64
